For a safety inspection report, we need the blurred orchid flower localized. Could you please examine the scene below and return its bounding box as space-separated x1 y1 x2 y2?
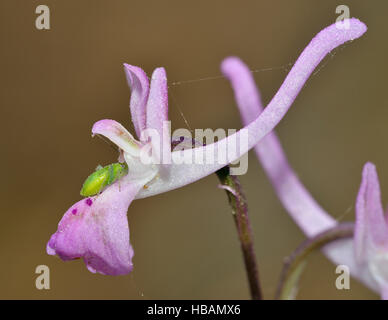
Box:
223 21 388 299
47 18 366 276
354 163 388 299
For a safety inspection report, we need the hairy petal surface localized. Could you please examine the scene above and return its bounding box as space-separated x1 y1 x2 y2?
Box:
221 56 335 237
47 175 150 275
145 67 171 162
136 18 367 199
124 64 150 139
146 67 169 137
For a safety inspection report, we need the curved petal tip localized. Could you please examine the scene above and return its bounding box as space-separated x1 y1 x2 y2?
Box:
348 18 367 37
355 162 388 263
123 63 150 139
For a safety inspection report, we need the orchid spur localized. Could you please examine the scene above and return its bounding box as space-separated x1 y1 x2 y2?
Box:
47 18 366 276
223 25 388 298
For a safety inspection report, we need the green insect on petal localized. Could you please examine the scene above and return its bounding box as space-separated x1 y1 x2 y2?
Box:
80 163 129 197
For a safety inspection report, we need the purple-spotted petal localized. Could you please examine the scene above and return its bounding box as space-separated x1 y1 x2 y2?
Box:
136 18 367 199
354 163 388 263
47 175 148 275
92 119 141 157
124 64 150 139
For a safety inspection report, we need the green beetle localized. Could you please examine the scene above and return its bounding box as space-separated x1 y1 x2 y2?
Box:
80 163 129 197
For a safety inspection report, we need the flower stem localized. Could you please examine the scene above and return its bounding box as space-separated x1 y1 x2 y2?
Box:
275 222 354 299
216 166 262 300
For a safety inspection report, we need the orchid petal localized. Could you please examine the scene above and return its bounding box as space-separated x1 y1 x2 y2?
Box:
92 119 141 157
146 67 169 136
222 56 335 237
145 67 171 161
136 18 367 199
47 175 150 275
382 286 388 300
221 57 264 125
354 163 388 263
386 207 388 225
124 64 149 139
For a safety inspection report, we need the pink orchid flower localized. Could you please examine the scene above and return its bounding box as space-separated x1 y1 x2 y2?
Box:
47 19 366 276
223 30 388 298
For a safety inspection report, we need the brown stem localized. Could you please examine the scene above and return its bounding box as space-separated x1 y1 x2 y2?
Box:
216 166 262 300
171 137 262 299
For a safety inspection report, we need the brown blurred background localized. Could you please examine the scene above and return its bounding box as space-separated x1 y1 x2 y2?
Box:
0 0 386 299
